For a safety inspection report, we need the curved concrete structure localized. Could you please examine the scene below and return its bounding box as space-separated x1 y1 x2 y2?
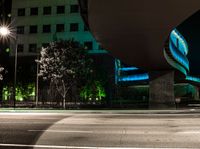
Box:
79 0 200 72
79 0 200 109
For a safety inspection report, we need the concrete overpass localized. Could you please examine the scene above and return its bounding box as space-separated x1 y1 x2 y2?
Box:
79 0 200 109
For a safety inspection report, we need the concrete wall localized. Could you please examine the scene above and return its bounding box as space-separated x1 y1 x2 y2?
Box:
149 71 175 109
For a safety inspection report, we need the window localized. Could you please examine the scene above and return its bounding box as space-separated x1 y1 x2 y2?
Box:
56 24 64 32
43 25 51 33
43 7 51 15
57 6 65 14
84 41 93 50
17 44 24 52
29 44 37 52
42 43 49 48
17 26 24 34
30 7 38 15
70 23 79 32
84 25 89 31
18 8 25 16
29 25 37 33
70 5 79 13
98 45 103 50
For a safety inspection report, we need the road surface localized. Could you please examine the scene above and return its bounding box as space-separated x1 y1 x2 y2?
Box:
0 111 200 148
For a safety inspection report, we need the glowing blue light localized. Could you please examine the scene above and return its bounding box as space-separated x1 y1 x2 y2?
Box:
118 67 138 71
166 29 190 73
186 76 200 83
170 29 188 55
115 59 141 84
169 40 189 71
118 73 149 82
114 59 120 84
164 49 187 75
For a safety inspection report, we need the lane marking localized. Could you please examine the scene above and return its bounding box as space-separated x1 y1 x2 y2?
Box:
0 143 192 149
27 129 170 135
0 113 72 115
28 130 200 135
1 113 200 116
28 130 94 133
0 122 54 124
177 131 200 134
0 117 60 120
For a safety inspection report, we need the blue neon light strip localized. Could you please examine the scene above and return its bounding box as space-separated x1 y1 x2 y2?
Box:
170 29 188 55
118 67 138 71
169 41 189 71
168 29 190 73
118 73 149 82
114 59 120 84
186 76 200 83
164 49 187 75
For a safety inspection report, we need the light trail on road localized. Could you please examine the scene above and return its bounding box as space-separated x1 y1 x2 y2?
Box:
0 143 193 149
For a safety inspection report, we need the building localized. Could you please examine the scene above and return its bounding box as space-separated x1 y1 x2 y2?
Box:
7 0 115 104
80 0 200 109
11 0 107 56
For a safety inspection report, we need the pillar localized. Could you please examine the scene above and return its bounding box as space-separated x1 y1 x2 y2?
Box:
149 71 176 109
194 86 199 100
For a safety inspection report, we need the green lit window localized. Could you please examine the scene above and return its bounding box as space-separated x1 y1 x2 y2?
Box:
30 7 38 16
84 41 93 50
17 44 24 53
56 24 64 32
70 23 79 32
43 25 51 33
42 43 49 48
43 6 51 15
57 6 65 14
18 8 25 16
84 25 89 31
29 44 37 53
98 45 103 50
70 5 79 13
29 25 37 33
17 26 24 34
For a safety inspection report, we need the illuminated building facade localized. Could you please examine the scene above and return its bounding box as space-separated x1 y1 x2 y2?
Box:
11 0 107 56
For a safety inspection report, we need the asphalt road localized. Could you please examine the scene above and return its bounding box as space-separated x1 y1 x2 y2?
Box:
1 112 200 149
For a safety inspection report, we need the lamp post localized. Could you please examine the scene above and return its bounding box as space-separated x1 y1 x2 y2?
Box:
14 36 18 109
36 54 39 107
0 25 17 108
0 26 10 37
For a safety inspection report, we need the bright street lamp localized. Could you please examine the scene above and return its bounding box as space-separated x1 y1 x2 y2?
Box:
0 25 17 109
0 26 10 37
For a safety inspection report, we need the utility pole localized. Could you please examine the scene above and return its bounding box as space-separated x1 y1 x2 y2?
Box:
13 35 18 109
35 54 39 107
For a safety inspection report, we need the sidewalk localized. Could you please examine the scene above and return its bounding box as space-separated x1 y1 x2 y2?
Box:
0 108 200 114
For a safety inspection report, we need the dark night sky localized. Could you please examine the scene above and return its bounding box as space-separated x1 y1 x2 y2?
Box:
178 10 200 75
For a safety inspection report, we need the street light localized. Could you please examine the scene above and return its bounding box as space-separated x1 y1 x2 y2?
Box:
0 26 10 37
0 25 17 109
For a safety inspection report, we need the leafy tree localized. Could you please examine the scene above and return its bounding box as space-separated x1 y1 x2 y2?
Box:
80 80 106 102
36 40 91 108
2 83 35 101
0 66 4 80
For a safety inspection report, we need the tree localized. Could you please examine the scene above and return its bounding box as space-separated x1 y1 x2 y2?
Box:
0 66 4 80
36 40 91 109
80 80 106 102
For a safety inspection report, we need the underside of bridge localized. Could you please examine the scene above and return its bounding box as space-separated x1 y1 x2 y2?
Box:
79 0 200 109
